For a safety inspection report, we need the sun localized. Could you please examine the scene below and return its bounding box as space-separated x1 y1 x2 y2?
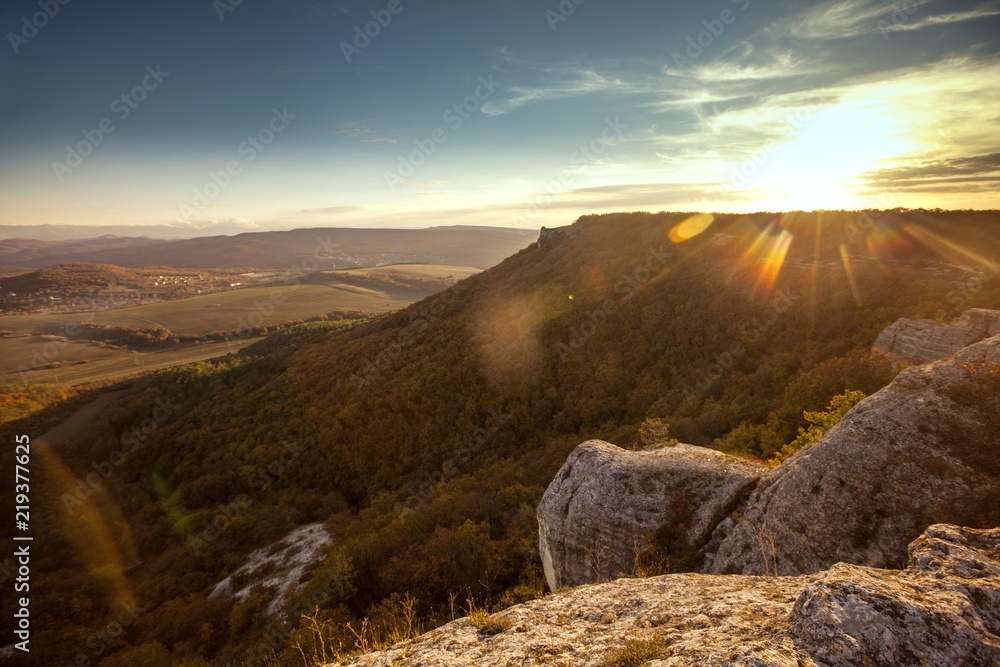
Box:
749 100 913 210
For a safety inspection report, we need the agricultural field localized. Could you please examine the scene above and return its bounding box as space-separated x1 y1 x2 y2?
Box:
0 265 476 385
3 339 257 387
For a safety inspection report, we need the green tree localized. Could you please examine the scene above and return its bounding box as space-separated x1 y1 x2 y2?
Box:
771 389 866 463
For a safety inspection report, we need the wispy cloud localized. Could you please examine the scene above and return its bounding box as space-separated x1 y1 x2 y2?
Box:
782 0 1000 40
861 153 1000 191
331 121 397 144
880 1 1000 34
782 0 924 40
481 63 660 116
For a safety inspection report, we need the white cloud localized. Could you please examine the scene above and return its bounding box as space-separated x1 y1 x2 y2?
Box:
882 1 1000 33
781 0 1000 40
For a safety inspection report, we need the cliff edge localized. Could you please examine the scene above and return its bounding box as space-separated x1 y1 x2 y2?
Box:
334 524 1000 667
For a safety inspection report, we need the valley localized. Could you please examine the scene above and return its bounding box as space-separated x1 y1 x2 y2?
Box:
0 262 482 387
2 210 998 666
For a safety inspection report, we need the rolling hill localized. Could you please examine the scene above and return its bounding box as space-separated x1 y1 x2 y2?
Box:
0 226 537 269
2 210 999 666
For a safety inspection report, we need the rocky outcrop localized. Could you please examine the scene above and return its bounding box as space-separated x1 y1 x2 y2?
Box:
536 225 576 245
873 308 1000 365
537 441 765 590
789 524 1000 666
334 524 1000 667
210 523 332 614
710 332 1000 576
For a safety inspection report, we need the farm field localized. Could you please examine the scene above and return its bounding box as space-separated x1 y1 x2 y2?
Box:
333 264 481 279
0 265 476 386
0 281 408 336
1 265 479 335
3 339 257 387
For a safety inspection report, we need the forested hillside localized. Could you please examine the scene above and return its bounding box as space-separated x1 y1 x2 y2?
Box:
3 210 999 666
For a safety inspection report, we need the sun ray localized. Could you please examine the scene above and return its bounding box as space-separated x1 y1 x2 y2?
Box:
839 244 863 306
903 223 1000 273
754 228 793 298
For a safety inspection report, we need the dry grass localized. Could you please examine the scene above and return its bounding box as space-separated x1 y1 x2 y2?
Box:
598 638 666 667
467 609 514 636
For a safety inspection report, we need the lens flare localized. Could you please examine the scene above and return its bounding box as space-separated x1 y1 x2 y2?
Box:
839 244 863 306
742 221 778 264
37 442 137 608
743 221 793 298
153 470 193 536
866 220 912 267
757 230 793 298
904 223 999 272
474 286 570 390
669 213 715 243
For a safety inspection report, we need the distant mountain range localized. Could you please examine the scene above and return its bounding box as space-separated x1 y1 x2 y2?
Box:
0 226 538 270
0 223 264 240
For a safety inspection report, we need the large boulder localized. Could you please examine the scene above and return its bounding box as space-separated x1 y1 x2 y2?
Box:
336 524 1000 667
710 333 1000 576
873 308 1000 365
789 523 1000 666
537 440 765 590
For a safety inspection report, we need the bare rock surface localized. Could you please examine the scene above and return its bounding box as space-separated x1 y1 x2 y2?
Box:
710 333 1000 576
537 441 765 590
334 524 1000 667
209 522 332 614
873 308 1000 365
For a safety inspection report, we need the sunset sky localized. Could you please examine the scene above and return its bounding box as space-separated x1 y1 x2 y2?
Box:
1 0 998 234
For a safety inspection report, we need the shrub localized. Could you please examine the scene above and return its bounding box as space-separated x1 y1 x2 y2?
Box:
467 609 514 636
599 638 666 666
770 389 866 464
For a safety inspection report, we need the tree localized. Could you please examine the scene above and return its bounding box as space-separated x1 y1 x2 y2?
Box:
771 389 866 464
637 418 679 449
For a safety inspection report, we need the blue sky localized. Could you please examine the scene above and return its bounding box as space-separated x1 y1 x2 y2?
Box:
0 0 998 233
